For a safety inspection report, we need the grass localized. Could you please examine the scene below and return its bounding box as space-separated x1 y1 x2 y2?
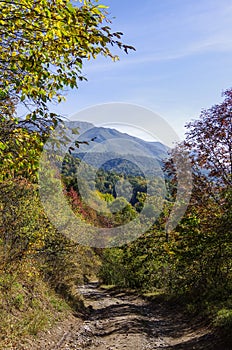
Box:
0 261 72 349
99 284 116 290
214 307 232 329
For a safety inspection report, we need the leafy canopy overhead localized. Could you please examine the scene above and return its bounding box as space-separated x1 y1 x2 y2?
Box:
0 0 135 180
0 0 135 120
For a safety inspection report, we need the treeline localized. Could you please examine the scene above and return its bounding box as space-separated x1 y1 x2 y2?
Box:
0 0 132 346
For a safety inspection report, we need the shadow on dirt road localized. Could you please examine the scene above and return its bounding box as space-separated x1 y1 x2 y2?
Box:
64 283 228 350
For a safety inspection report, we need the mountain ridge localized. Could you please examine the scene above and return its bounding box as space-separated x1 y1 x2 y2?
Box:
67 120 169 159
67 121 169 176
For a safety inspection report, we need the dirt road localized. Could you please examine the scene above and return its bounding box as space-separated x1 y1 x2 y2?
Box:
53 283 225 350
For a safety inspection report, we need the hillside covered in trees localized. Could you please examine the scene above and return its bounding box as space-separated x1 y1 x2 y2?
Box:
0 0 231 349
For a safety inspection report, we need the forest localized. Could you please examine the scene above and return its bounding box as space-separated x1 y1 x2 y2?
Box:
0 0 231 348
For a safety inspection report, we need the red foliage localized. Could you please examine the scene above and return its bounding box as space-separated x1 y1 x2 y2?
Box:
66 187 113 228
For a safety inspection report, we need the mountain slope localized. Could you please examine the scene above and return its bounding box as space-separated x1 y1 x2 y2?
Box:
67 121 169 176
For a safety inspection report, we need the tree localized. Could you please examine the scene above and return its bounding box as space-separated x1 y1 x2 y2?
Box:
165 89 232 295
0 178 54 270
184 89 232 188
0 118 44 181
100 89 232 295
0 0 135 180
0 0 134 122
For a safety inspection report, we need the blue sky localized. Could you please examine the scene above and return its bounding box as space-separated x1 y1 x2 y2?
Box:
51 0 232 140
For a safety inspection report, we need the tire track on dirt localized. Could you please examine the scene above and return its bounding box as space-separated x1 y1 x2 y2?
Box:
57 283 221 350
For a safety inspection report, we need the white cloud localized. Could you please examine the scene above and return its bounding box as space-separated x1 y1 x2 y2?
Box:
83 0 232 74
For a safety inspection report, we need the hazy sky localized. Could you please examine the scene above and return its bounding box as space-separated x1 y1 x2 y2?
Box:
50 0 232 140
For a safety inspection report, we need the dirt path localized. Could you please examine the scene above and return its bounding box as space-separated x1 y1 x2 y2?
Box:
52 283 225 350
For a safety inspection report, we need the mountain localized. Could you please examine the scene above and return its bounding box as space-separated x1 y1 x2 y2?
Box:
66 121 170 177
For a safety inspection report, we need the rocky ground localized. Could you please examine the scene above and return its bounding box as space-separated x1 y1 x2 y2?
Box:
15 283 231 350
